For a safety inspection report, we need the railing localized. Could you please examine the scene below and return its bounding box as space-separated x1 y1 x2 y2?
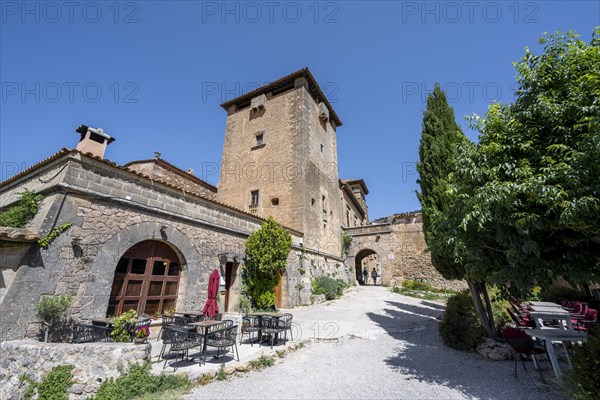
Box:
248 204 258 215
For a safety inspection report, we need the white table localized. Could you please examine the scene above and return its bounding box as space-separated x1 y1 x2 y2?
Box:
529 305 570 313
526 329 586 379
528 301 562 307
529 311 573 330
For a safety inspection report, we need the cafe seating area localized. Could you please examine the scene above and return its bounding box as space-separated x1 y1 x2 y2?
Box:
503 298 596 380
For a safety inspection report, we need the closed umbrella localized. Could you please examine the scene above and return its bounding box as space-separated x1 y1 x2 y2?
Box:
202 269 220 319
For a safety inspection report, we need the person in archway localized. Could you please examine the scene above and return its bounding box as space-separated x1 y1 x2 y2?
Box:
362 267 368 285
371 268 378 286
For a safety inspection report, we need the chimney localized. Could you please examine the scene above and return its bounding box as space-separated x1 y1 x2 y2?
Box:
75 125 115 159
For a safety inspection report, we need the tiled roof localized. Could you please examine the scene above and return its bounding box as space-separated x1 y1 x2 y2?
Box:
220 67 342 127
124 158 217 192
0 227 40 243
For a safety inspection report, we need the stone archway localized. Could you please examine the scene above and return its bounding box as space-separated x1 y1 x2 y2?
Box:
80 222 201 320
355 249 378 285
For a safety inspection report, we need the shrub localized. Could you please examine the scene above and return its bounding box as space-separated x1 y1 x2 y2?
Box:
90 363 190 400
35 295 72 342
24 364 74 400
312 276 343 300
244 217 292 309
439 291 484 351
402 279 433 291
540 284 583 304
569 325 600 400
110 310 138 342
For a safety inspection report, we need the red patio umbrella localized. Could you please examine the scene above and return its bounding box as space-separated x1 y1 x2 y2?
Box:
202 269 220 319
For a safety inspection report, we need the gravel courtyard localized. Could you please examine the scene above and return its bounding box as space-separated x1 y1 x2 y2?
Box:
184 286 566 400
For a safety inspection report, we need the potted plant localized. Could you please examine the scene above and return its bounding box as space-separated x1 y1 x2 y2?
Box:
134 326 149 344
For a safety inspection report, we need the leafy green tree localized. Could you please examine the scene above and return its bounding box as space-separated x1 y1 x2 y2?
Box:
416 84 498 338
0 189 43 228
452 29 600 297
244 217 292 309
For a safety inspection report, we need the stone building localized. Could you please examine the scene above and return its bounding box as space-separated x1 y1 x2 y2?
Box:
0 68 459 341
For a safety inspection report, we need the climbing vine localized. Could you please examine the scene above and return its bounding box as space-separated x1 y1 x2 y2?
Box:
38 223 73 248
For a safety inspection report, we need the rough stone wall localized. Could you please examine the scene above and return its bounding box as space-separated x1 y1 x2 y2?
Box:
216 86 342 257
341 187 366 228
346 217 466 291
127 160 217 200
0 153 305 340
0 340 150 400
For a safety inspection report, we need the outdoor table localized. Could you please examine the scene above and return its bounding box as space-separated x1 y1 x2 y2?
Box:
187 320 225 363
528 305 570 313
526 328 586 379
529 311 573 330
246 312 286 345
528 301 562 308
173 311 204 322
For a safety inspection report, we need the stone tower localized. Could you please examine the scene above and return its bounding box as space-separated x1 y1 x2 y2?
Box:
217 68 343 255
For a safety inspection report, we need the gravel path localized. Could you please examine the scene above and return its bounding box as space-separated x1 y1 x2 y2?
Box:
184 286 566 400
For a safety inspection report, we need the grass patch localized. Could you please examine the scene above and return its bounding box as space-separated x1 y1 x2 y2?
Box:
197 373 213 386
215 365 227 381
391 280 457 301
275 350 286 358
90 363 190 400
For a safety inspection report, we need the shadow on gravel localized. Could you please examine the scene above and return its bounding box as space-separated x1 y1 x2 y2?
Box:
368 299 565 400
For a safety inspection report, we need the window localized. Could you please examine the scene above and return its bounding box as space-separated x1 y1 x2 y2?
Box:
256 133 264 146
251 190 259 206
322 195 327 215
271 197 279 206
320 143 324 153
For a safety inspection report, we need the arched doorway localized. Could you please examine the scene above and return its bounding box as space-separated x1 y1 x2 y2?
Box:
107 240 182 317
355 249 380 285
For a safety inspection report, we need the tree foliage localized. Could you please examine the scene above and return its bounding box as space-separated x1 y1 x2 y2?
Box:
416 82 467 280
244 217 292 309
451 29 600 296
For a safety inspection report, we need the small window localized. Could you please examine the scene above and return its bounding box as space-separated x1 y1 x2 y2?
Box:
311 198 315 206
320 144 324 153
256 133 264 146
271 198 280 206
251 190 259 206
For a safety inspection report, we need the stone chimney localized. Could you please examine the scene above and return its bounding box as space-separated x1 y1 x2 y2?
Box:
75 125 115 159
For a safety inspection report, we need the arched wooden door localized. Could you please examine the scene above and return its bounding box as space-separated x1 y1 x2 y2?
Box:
107 240 181 317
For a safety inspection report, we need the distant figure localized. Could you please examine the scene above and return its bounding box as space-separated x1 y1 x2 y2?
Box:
363 267 368 285
371 268 378 286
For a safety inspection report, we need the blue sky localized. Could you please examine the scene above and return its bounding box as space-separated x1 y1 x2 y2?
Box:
1 1 598 220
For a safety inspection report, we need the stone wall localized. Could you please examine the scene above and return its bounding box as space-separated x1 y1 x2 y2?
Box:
0 340 150 400
216 85 342 257
346 214 466 291
0 151 308 340
126 159 217 201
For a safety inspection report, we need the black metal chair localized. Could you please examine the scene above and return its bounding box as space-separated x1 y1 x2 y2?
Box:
157 315 192 341
162 326 204 371
72 322 112 343
240 315 261 346
206 325 239 365
503 327 548 383
280 313 294 342
259 316 286 349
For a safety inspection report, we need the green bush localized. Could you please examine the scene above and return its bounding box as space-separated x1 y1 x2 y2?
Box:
569 326 600 400
439 291 484 351
90 363 190 400
488 287 511 334
110 310 138 342
35 295 72 342
402 279 433 291
312 276 344 300
24 364 74 400
540 285 583 304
